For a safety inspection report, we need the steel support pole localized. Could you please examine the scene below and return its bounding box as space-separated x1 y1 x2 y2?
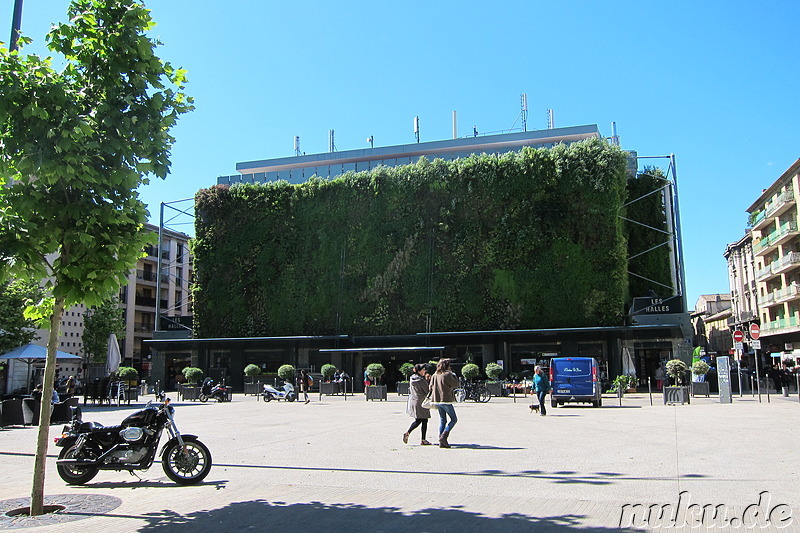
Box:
10 0 23 52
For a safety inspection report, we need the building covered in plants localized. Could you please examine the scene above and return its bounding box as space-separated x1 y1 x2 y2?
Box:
147 125 691 391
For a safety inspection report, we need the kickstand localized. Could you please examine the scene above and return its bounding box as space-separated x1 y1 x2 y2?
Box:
129 470 144 482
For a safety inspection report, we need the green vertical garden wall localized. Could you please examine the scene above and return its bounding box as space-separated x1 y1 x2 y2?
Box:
192 138 634 338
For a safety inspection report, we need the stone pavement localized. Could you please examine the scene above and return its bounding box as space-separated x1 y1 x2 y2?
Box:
0 389 798 532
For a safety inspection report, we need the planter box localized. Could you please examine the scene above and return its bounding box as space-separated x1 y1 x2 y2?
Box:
663 386 690 405
486 382 505 397
180 385 201 401
396 382 409 395
366 385 387 401
320 382 343 395
244 382 262 395
691 382 710 397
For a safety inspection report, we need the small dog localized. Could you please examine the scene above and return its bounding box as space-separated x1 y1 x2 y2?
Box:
529 403 540 414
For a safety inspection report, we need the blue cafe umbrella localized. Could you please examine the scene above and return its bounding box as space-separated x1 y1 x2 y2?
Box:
0 344 81 393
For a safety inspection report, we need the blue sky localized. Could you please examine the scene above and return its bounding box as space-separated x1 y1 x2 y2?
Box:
3 0 799 311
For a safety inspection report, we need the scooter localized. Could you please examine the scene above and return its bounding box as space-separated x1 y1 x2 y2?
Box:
199 379 230 403
262 382 296 402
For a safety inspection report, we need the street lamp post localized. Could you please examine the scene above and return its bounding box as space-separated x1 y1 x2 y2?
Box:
10 0 24 52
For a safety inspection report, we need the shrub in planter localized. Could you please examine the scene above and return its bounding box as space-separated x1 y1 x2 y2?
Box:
461 363 480 381
244 364 261 383
366 363 385 384
692 360 710 377
485 362 503 381
666 359 689 386
117 366 138 384
399 363 415 382
610 374 630 393
278 364 296 382
321 364 337 381
182 367 203 385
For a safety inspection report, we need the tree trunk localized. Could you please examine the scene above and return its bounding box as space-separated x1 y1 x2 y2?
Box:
30 297 65 516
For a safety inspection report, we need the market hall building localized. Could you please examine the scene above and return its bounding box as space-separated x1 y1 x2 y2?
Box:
146 125 692 392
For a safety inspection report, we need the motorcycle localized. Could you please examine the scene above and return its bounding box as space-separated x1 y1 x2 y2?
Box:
54 394 212 485
199 379 230 403
262 382 296 402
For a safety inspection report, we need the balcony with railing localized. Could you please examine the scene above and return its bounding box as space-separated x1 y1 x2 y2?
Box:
763 315 800 334
134 322 154 333
755 263 774 282
772 251 800 276
134 295 169 309
760 284 800 308
765 189 796 219
754 221 800 256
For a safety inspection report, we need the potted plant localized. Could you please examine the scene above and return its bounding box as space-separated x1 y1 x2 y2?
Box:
244 364 261 395
691 360 710 397
397 362 414 395
365 363 387 401
181 367 204 401
461 363 480 382
115 366 139 402
320 364 340 395
485 362 504 396
664 359 690 405
321 364 337 382
278 364 296 385
610 374 631 396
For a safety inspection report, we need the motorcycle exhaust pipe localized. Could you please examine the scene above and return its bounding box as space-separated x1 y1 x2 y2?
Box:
56 458 97 466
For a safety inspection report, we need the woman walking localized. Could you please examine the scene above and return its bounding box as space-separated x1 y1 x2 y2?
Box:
429 358 460 448
299 370 312 404
533 365 551 416
403 364 432 445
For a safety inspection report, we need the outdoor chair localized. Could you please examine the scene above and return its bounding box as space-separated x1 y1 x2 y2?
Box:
22 398 39 426
50 398 76 424
1 398 25 427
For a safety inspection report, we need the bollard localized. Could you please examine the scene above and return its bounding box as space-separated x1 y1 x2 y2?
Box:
512 380 517 404
766 378 771 403
617 385 623 407
648 377 653 406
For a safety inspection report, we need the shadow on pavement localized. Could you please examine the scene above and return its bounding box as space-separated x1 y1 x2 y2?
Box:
130 499 638 532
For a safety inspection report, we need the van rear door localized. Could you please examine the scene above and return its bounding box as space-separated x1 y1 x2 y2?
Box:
552 358 594 396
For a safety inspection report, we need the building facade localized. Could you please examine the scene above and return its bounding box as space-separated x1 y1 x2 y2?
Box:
746 158 800 361
149 125 691 392
690 294 733 356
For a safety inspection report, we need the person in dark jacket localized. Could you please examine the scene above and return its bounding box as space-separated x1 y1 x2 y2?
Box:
533 365 551 416
403 364 432 445
429 358 460 448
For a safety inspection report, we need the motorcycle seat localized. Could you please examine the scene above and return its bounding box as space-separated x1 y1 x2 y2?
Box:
83 422 121 433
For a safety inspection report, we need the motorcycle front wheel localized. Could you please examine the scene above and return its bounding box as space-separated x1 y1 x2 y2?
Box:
263 393 272 402
162 439 212 485
57 444 99 485
286 392 296 402
477 388 491 403
198 393 208 403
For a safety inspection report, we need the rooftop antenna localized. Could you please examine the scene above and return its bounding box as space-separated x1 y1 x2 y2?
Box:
521 93 528 132
414 116 420 143
547 109 555 129
329 129 336 152
610 122 620 146
294 135 301 156
452 111 457 139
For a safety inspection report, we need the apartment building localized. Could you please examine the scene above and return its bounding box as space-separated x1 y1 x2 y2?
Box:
23 224 191 387
746 158 800 359
118 223 192 373
724 231 759 334
690 294 732 355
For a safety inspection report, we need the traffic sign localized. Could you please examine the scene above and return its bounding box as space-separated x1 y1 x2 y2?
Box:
749 323 760 340
751 339 762 350
733 330 745 343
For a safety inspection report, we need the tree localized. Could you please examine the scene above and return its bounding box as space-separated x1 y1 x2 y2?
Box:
461 363 480 381
0 279 43 353
83 296 126 362
244 364 261 383
0 0 191 515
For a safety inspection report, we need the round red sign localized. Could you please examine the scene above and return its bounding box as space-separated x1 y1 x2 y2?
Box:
733 330 745 343
749 323 760 340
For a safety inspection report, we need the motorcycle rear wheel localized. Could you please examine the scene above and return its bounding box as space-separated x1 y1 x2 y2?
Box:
162 439 212 485
57 444 99 485
198 393 208 403
263 393 272 402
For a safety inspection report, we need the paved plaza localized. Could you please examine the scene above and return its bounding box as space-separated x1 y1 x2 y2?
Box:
0 389 798 532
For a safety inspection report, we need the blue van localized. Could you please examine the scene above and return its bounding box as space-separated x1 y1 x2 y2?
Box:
548 357 602 408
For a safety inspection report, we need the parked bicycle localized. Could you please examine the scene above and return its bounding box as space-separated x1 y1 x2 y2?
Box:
453 379 491 403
